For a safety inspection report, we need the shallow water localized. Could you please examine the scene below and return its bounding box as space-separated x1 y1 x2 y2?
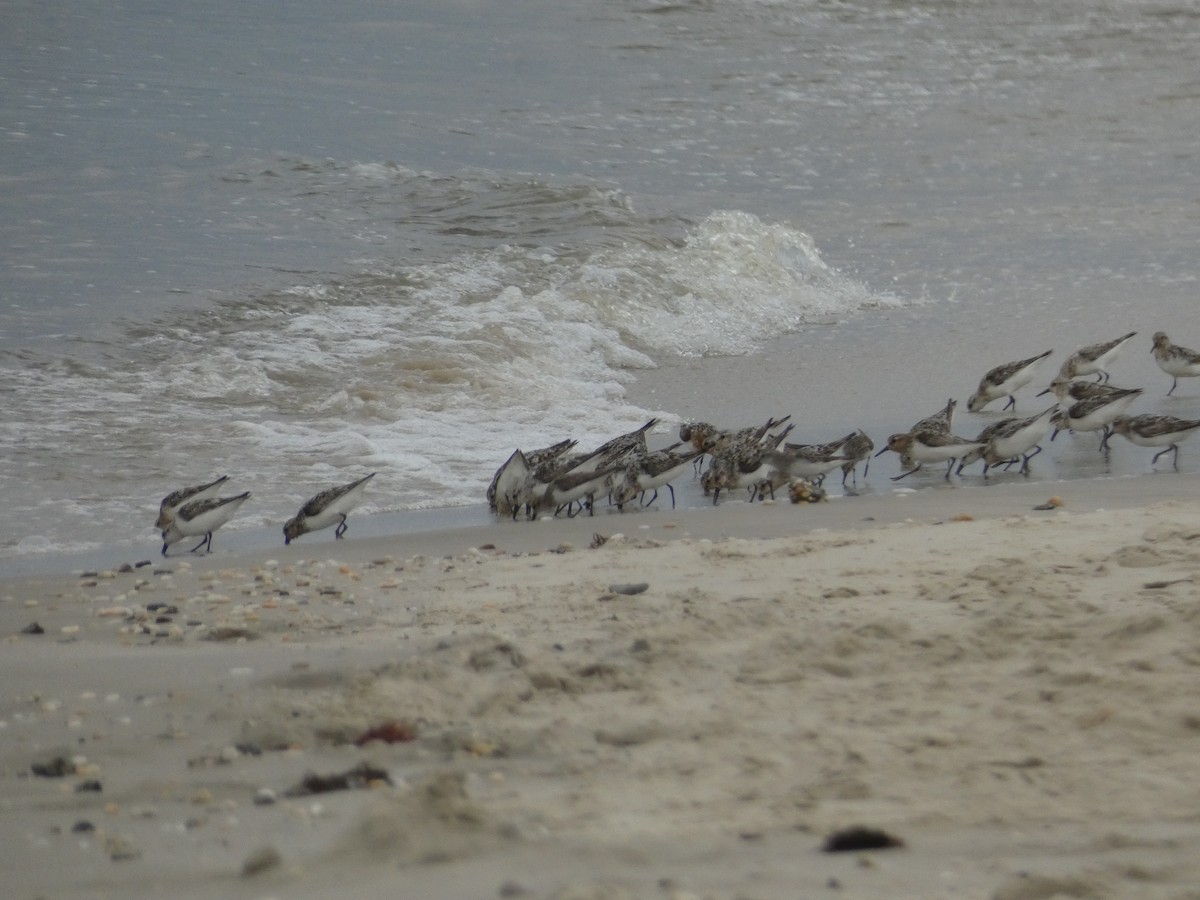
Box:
3 0 1199 565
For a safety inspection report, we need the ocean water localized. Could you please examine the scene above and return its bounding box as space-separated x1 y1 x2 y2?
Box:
3 0 1200 567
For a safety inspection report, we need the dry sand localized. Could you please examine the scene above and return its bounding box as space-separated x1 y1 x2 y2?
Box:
5 477 1200 899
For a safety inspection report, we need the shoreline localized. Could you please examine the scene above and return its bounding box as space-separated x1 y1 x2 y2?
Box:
6 468 1195 581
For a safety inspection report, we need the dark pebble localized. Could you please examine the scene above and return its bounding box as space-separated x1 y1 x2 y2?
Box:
498 880 529 897
155 616 172 624
31 756 73 778
135 560 153 568
821 825 905 853
609 582 649 596
21 622 45 635
284 762 391 796
71 820 96 833
118 563 134 573
75 779 103 793
235 741 263 756
80 571 99 578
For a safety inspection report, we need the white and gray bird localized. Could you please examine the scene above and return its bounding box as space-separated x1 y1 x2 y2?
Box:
283 473 376 544
161 491 251 556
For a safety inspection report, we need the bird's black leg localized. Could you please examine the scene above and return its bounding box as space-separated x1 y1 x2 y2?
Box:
1020 445 1043 476
161 542 170 558
641 489 659 508
1168 377 1179 396
1152 444 1180 468
189 532 212 554
1003 395 1016 411
335 515 348 538
667 483 676 509
891 464 921 482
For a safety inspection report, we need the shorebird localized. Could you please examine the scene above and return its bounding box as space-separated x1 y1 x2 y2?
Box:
487 439 576 515
1058 331 1136 383
840 430 875 485
162 492 251 556
966 349 1053 412
284 473 376 544
569 419 659 476
611 444 703 509
910 398 956 435
957 404 1058 476
702 423 794 504
771 432 856 484
156 475 229 530
1038 376 1133 406
1110 414 1200 468
1151 332 1200 396
536 466 623 517
877 431 984 481
1050 387 1142 449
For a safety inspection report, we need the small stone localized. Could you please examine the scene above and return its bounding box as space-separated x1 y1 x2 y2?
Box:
31 756 73 778
241 845 283 877
75 779 103 793
21 622 44 635
253 788 277 806
71 820 96 833
106 835 141 861
609 582 649 596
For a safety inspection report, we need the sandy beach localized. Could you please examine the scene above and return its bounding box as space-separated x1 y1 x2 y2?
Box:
5 477 1200 900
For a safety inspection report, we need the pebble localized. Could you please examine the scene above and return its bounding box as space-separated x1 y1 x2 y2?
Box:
241 845 283 877
609 582 649 596
106 834 141 862
253 788 277 806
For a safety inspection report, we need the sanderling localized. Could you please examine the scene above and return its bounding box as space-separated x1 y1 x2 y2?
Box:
570 418 659 476
772 432 856 484
1038 376 1133 406
1151 332 1200 396
156 475 230 530
1110 414 1200 468
681 415 790 461
161 491 251 556
702 423 794 504
489 449 531 519
877 431 984 481
958 404 1058 476
537 466 623 517
840 430 875 485
487 439 576 514
1050 387 1142 449
611 444 704 509
910 398 956 435
1058 331 1136 383
966 349 1053 412
283 473 376 544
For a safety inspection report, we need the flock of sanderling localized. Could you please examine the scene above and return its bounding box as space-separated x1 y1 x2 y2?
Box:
486 330 1200 521
154 330 1200 555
